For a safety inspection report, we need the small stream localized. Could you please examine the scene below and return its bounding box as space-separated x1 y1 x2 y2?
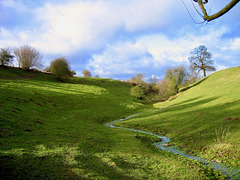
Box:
105 110 240 179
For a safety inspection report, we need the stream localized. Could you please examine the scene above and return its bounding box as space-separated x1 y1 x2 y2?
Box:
105 110 240 179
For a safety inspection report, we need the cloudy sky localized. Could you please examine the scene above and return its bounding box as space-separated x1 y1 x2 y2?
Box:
0 0 239 80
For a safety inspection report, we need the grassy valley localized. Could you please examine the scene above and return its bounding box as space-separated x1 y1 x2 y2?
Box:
117 66 240 171
0 66 239 179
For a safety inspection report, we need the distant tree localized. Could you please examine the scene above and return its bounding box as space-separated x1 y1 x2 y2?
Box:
13 45 43 70
156 79 172 96
71 70 76 76
165 66 188 93
82 70 91 77
0 48 14 66
131 73 145 85
193 0 239 22
48 57 72 79
149 75 158 85
189 45 216 77
185 70 201 86
130 85 146 100
44 66 51 73
94 75 100 78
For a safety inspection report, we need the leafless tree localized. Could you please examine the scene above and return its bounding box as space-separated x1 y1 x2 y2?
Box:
193 0 239 22
82 70 92 77
189 45 216 77
13 45 43 70
131 73 145 85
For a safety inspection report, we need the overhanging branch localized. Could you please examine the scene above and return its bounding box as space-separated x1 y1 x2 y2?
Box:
194 0 240 22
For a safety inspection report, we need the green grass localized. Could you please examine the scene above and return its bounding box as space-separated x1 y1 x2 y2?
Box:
117 66 240 170
0 66 227 179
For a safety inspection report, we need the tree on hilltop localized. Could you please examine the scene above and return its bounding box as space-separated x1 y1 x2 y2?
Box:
46 57 72 80
13 45 43 70
82 70 91 77
0 48 14 66
131 73 145 85
189 45 216 77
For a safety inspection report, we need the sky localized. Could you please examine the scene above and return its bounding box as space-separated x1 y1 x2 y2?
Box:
0 0 239 80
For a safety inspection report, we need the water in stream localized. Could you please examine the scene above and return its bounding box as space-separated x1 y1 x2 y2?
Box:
105 111 240 179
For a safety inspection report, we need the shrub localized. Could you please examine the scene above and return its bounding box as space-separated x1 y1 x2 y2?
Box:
47 57 72 80
130 85 147 100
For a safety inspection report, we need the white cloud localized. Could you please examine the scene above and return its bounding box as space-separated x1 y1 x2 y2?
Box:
229 38 240 51
87 42 154 78
23 0 179 55
215 64 229 71
136 26 230 65
122 0 175 32
1 0 239 79
0 28 22 47
86 25 239 79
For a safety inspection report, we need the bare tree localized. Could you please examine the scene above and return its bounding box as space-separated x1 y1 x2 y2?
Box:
13 45 43 70
0 48 14 66
193 0 240 22
82 70 92 77
149 75 158 85
189 45 216 77
131 73 145 85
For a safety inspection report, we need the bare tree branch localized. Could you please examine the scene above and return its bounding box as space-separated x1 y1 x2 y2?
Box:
194 0 240 22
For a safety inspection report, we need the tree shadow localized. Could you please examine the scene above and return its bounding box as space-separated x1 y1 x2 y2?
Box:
180 77 209 92
0 153 81 179
75 153 138 179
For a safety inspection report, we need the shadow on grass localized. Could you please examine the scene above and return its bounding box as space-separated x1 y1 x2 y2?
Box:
0 151 141 179
168 97 218 110
75 153 138 179
134 97 218 120
155 98 240 146
123 96 240 148
0 153 81 179
179 77 209 92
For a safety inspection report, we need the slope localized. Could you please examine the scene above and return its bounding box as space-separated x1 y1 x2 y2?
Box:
0 66 223 179
117 66 240 168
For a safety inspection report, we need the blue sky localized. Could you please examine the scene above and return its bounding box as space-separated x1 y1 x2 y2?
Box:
0 0 239 80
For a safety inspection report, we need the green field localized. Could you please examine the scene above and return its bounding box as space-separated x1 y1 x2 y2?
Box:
0 66 239 179
117 67 240 169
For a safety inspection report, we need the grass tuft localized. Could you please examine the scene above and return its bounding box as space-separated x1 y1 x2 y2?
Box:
214 124 231 144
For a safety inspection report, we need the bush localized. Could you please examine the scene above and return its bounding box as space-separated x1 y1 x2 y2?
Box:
130 85 147 100
47 57 72 80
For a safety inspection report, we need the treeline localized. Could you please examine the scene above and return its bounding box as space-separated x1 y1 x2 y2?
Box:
1 44 216 101
127 66 200 102
0 45 96 80
128 45 216 102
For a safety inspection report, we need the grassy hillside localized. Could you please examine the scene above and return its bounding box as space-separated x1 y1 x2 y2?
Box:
117 66 240 169
0 66 224 179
